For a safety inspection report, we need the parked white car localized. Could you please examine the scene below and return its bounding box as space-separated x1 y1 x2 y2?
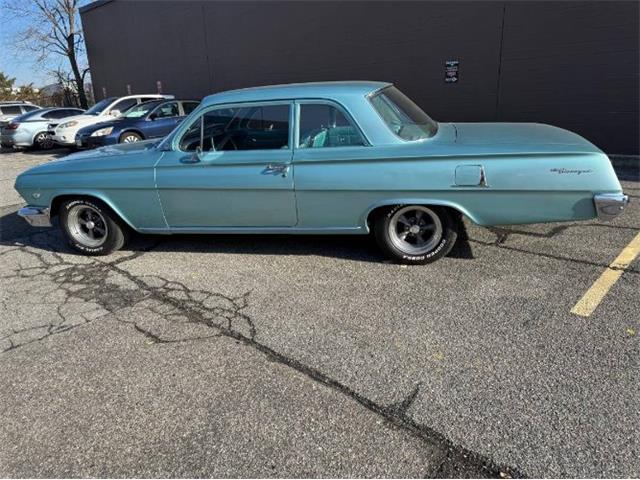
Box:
0 101 41 128
49 94 173 146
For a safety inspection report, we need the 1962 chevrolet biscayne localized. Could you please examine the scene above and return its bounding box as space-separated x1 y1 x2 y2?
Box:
15 81 628 263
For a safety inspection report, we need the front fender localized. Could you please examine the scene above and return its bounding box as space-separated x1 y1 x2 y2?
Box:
48 190 141 230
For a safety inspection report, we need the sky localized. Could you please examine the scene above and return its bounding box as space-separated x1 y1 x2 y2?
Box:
0 1 90 87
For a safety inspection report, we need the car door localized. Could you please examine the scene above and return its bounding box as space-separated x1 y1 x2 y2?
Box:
155 101 297 228
145 102 182 138
292 100 370 229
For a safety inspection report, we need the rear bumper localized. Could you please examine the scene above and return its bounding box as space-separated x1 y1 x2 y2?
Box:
594 193 629 221
0 134 15 147
18 206 51 227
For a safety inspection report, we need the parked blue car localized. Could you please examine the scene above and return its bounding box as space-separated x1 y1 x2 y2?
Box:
75 99 200 148
1 107 84 149
14 81 628 263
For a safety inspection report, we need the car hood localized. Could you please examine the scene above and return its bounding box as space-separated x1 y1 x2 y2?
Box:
18 140 161 176
55 114 116 128
452 122 601 153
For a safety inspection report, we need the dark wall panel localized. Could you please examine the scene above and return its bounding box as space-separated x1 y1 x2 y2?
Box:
199 1 504 122
81 0 639 153
498 1 639 154
83 1 213 98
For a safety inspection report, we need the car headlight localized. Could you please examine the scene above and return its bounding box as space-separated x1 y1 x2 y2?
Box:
91 127 113 137
59 120 78 129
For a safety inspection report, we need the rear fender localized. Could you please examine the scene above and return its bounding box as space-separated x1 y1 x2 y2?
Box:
362 198 480 231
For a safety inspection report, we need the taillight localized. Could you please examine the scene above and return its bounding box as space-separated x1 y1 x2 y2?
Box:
5 123 19 130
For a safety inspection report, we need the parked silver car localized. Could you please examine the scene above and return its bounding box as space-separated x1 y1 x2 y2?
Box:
0 101 41 128
1 107 84 149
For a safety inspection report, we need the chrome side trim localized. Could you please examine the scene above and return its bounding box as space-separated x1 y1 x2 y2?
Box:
137 226 365 235
18 206 51 227
594 193 629 221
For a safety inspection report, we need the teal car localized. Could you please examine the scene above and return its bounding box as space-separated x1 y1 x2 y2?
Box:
15 81 628 263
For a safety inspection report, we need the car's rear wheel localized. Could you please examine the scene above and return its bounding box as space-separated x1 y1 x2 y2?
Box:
59 199 127 255
374 205 458 264
119 132 142 143
33 131 54 150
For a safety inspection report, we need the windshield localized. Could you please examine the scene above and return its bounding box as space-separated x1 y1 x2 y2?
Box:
369 86 438 141
85 97 117 115
124 100 163 118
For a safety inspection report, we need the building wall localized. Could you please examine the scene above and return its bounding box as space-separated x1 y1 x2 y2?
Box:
81 0 639 154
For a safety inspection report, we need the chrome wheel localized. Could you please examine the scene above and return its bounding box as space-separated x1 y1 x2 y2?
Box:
35 132 53 149
122 134 140 143
67 205 108 247
388 206 443 255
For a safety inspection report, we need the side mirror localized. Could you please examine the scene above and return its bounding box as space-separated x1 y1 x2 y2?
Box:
110 109 121 117
148 113 157 121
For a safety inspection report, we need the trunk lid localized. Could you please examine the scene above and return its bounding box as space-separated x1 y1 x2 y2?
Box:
453 122 601 154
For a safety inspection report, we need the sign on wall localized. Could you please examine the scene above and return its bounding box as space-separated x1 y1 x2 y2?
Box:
445 60 459 83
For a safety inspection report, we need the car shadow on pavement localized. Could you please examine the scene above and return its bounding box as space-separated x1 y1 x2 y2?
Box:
0 146 72 158
0 209 475 263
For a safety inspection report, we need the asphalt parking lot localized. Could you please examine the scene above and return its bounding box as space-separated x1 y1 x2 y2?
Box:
0 147 638 478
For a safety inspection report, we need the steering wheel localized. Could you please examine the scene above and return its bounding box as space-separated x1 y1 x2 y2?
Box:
216 133 238 151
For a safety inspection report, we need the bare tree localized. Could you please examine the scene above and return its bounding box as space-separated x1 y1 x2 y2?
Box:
5 0 90 108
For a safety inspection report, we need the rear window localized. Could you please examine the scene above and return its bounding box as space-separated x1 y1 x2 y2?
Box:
369 86 438 141
13 110 42 121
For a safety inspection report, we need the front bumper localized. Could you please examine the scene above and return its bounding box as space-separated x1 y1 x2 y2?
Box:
75 132 114 149
594 193 629 221
51 129 77 146
18 206 52 227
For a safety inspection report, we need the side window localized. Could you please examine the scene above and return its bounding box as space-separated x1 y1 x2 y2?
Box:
154 102 179 119
181 102 199 115
110 98 138 115
23 105 39 112
179 104 290 152
298 104 365 148
140 96 159 103
42 110 64 119
1 105 22 115
43 109 76 119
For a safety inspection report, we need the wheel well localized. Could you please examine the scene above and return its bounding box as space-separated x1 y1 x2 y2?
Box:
119 130 145 141
366 203 464 229
50 195 113 219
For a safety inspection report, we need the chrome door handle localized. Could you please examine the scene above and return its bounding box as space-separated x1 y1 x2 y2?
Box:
263 163 290 177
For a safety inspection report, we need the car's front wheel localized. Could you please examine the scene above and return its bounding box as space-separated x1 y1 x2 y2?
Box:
119 132 142 143
59 198 128 255
374 205 458 264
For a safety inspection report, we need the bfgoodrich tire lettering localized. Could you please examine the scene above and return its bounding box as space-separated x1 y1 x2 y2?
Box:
59 199 127 255
374 205 458 264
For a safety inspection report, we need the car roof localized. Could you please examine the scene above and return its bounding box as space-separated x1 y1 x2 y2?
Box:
201 81 391 107
116 94 173 100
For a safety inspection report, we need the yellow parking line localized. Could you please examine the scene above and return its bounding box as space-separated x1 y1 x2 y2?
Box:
571 232 640 317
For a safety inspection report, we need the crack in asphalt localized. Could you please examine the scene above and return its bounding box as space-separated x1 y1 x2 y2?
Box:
2 218 636 477
0 239 520 478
